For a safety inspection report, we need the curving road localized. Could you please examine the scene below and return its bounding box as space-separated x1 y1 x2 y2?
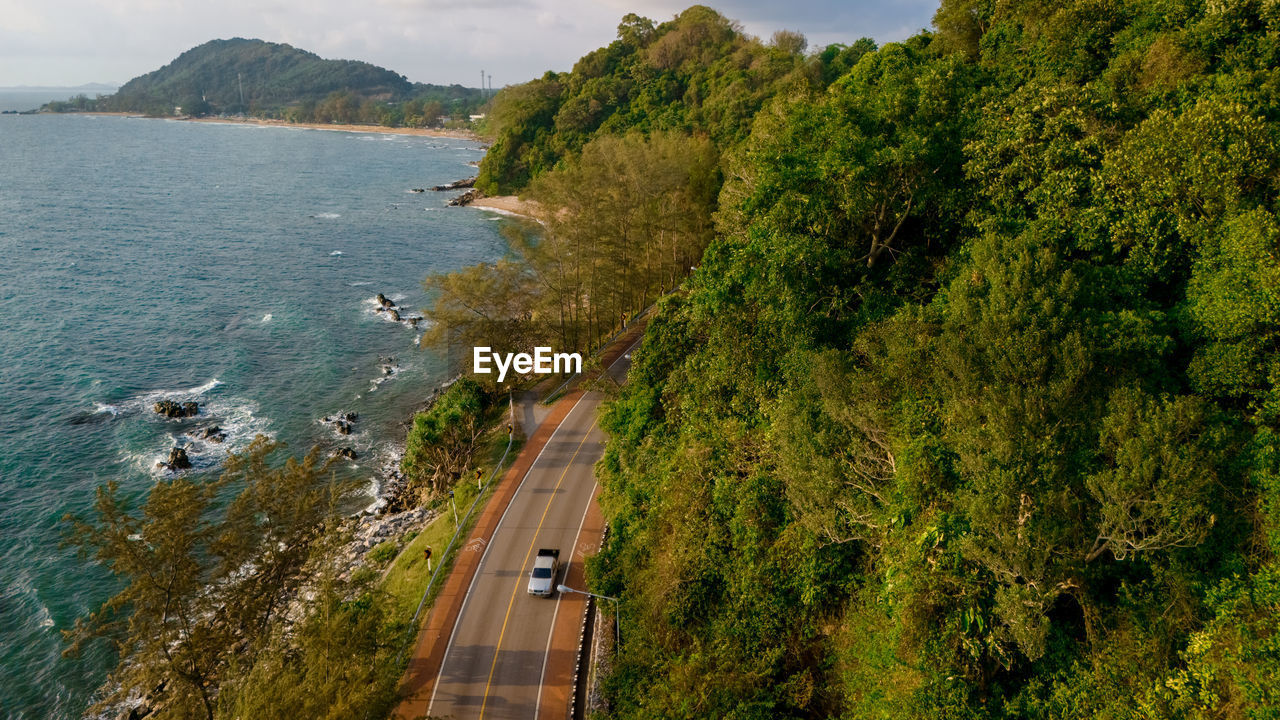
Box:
396 337 636 720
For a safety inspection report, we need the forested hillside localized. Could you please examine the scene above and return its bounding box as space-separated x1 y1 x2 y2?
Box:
465 2 1280 717
475 7 855 192
55 38 482 124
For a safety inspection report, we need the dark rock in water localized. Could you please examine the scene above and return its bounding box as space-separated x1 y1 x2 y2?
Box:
324 412 357 435
388 308 400 322
448 188 483 207
410 188 425 193
169 447 192 469
154 400 199 418
376 293 395 309
157 447 192 471
192 425 226 443
432 177 477 191
383 365 394 376
407 316 421 328
335 447 359 460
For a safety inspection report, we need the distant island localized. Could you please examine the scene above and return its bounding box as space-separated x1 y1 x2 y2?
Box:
41 38 485 128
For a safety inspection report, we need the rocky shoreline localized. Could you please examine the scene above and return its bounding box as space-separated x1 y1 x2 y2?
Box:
109 374 460 720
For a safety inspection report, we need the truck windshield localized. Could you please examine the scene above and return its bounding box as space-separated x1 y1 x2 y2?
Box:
532 568 552 579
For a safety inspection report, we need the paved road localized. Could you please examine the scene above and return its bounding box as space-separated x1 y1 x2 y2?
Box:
425 349 633 720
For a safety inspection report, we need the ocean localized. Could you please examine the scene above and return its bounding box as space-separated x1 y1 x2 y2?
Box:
0 114 509 718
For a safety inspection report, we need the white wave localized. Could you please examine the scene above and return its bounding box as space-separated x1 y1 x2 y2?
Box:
329 250 344 256
367 362 404 392
312 212 341 219
261 314 272 323
128 378 222 410
133 394 272 477
348 281 374 287
363 294 414 324
188 379 222 395
2 572 55 631
94 403 120 416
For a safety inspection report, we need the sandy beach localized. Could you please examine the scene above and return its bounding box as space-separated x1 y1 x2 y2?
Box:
468 195 543 220
183 115 483 140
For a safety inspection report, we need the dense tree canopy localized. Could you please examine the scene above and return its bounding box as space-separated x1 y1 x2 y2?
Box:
475 6 819 193
562 2 1280 718
53 38 483 122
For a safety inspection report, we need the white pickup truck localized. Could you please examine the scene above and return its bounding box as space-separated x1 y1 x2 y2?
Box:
527 548 560 597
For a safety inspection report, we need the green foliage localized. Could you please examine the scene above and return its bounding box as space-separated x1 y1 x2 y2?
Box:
1143 564 1280 719
475 6 817 194
67 38 482 120
401 377 490 500
367 539 399 565
570 2 1280 719
217 573 403 720
429 131 718 359
63 438 352 720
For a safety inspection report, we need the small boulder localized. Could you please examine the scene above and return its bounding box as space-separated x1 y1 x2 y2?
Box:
156 447 192 471
335 447 359 460
154 400 200 418
388 308 400 322
189 425 226 443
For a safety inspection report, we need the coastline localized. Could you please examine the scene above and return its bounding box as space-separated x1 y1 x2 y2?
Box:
10 101 508 720
185 115 482 141
469 195 542 221
64 111 482 141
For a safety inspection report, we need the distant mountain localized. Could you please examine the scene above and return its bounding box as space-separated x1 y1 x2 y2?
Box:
0 84 116 113
93 38 478 117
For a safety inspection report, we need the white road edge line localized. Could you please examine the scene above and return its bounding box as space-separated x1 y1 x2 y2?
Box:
534 480 600 719
427 391 592 716
430 332 643 715
531 335 641 716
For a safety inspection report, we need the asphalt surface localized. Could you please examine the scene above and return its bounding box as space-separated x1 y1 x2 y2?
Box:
426 351 632 720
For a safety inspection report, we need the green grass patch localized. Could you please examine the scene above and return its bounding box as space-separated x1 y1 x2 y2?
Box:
379 422 523 625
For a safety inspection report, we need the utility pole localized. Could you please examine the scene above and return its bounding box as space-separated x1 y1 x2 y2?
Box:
480 69 485 101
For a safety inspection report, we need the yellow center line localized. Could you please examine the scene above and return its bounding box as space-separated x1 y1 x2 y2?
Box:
478 420 594 719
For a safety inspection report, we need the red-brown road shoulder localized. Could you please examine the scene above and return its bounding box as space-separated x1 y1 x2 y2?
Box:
536 484 605 720
394 390 585 720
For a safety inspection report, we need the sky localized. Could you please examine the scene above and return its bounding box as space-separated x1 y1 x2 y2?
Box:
0 0 940 89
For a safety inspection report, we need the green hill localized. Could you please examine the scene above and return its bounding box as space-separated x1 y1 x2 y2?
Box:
52 38 482 123
107 38 411 114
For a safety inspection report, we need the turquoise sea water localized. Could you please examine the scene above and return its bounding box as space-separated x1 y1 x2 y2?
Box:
0 114 507 718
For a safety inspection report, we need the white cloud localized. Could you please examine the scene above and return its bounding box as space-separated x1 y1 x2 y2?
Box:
0 0 937 87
